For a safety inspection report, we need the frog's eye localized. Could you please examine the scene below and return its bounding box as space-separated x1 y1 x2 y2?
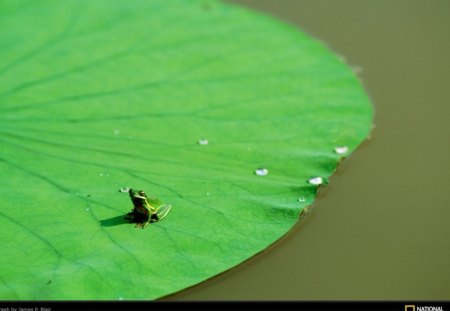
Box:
139 191 145 196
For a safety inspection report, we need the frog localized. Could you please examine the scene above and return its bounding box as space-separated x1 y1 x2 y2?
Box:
125 188 159 228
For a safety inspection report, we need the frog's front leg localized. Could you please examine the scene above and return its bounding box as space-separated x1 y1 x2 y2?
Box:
135 218 150 229
140 219 151 229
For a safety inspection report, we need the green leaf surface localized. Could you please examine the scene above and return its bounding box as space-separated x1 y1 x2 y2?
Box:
0 0 372 300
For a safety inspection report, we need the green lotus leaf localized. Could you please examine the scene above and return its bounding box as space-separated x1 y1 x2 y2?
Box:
0 0 372 300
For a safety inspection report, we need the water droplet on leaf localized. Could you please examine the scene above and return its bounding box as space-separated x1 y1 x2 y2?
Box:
302 206 311 215
198 138 209 145
85 207 90 212
119 187 130 193
206 192 211 196
255 168 268 176
334 146 349 155
298 197 306 202
308 176 323 185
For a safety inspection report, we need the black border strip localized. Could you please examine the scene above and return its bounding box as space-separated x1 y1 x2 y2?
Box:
0 301 449 311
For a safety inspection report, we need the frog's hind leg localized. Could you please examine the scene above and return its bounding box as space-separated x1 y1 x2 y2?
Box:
149 212 159 223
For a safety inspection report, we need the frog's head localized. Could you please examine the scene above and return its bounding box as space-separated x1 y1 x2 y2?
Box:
129 188 147 200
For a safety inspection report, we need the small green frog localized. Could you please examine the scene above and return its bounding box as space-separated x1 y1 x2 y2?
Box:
124 188 171 229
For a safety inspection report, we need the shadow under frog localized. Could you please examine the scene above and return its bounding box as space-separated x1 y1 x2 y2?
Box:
100 188 171 229
99 214 130 227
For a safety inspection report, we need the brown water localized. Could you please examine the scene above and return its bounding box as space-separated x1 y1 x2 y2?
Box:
166 0 450 300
